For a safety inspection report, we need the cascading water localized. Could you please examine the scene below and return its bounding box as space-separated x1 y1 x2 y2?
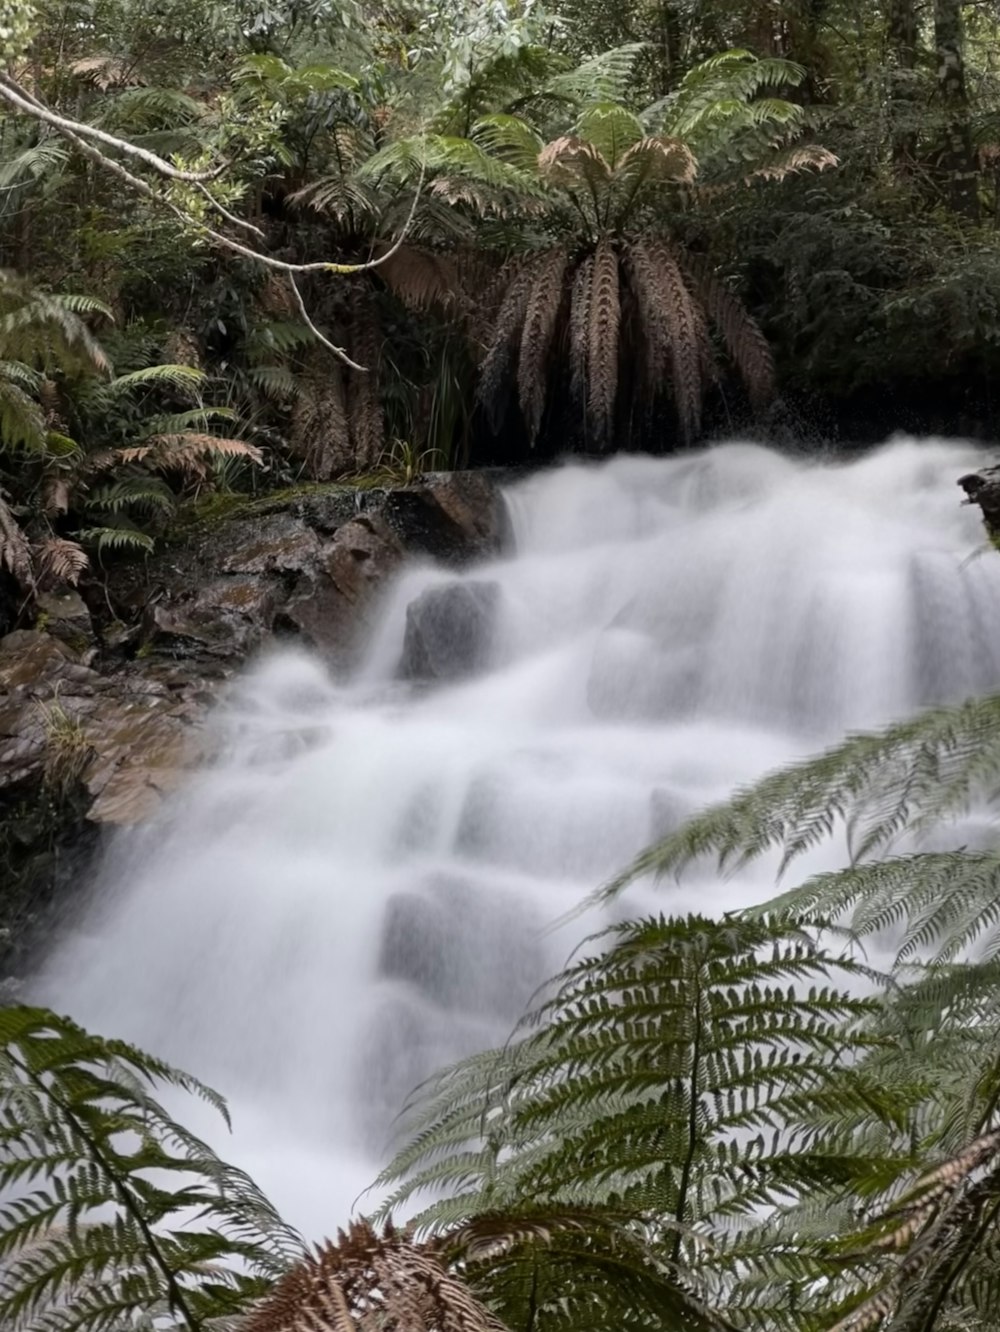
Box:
35 437 1000 1238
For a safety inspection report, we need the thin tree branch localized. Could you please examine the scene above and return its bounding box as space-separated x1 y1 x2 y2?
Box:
0 71 227 182
1 73 427 368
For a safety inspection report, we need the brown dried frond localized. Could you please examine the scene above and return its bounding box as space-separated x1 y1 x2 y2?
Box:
568 253 594 409
618 136 698 186
0 495 33 592
684 257 775 411
825 1133 1000 1332
377 245 464 313
538 136 612 192
346 306 384 471
290 351 352 480
461 257 513 359
35 538 88 588
476 259 541 431
628 239 710 445
745 143 838 184
119 436 264 481
517 248 568 445
244 1219 511 1332
586 237 621 448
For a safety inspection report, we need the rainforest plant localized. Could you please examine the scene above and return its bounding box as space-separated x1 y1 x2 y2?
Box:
362 47 834 451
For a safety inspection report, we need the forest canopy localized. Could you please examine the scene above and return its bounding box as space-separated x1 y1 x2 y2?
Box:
1 0 1000 586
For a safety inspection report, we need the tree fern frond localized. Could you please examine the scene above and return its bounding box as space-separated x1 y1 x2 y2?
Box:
378 914 874 1244
544 45 648 105
743 143 839 184
575 103 645 171
108 364 206 396
472 115 546 173
0 1006 304 1331
601 692 1000 905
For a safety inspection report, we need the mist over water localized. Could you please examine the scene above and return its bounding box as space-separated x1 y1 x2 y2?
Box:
36 438 1000 1237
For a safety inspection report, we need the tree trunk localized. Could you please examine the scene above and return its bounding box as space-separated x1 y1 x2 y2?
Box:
651 3 682 97
887 0 918 176
933 0 980 220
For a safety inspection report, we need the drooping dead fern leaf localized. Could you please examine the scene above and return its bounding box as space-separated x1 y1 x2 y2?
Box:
377 245 464 314
517 248 568 445
683 257 775 411
628 239 712 445
345 304 385 471
244 1220 511 1332
290 346 352 480
585 237 621 448
477 259 541 433
568 253 594 416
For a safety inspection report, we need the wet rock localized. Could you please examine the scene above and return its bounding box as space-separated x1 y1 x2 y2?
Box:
378 875 543 1019
108 474 507 674
399 581 500 681
281 517 404 662
959 467 1000 540
35 589 94 652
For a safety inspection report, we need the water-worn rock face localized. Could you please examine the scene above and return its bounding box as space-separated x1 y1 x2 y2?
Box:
0 472 506 972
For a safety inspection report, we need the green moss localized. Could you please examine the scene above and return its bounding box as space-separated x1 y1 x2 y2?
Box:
175 481 373 534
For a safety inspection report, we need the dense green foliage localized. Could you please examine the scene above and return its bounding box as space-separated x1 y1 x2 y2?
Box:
3 0 1000 543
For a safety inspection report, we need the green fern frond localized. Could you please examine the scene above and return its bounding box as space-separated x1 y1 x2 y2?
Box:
0 1006 303 1332
78 525 156 555
576 103 645 170
0 364 46 451
544 44 648 105
600 692 1000 903
86 478 177 515
378 914 875 1243
472 115 546 173
108 364 206 396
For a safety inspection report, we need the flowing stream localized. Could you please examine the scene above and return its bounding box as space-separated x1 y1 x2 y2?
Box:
36 438 1000 1238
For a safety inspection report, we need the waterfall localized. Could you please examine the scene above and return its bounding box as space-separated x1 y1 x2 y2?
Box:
36 437 1000 1239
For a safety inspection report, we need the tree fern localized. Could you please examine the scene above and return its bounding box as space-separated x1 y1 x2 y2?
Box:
0 1005 303 1332
377 915 874 1235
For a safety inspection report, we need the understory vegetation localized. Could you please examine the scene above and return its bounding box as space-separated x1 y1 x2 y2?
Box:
1 0 1000 606
8 685 1000 1331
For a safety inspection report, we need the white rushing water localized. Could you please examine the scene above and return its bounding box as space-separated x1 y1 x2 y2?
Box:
36 437 1000 1238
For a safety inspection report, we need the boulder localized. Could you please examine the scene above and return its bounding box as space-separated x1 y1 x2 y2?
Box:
109 473 508 674
399 581 500 681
